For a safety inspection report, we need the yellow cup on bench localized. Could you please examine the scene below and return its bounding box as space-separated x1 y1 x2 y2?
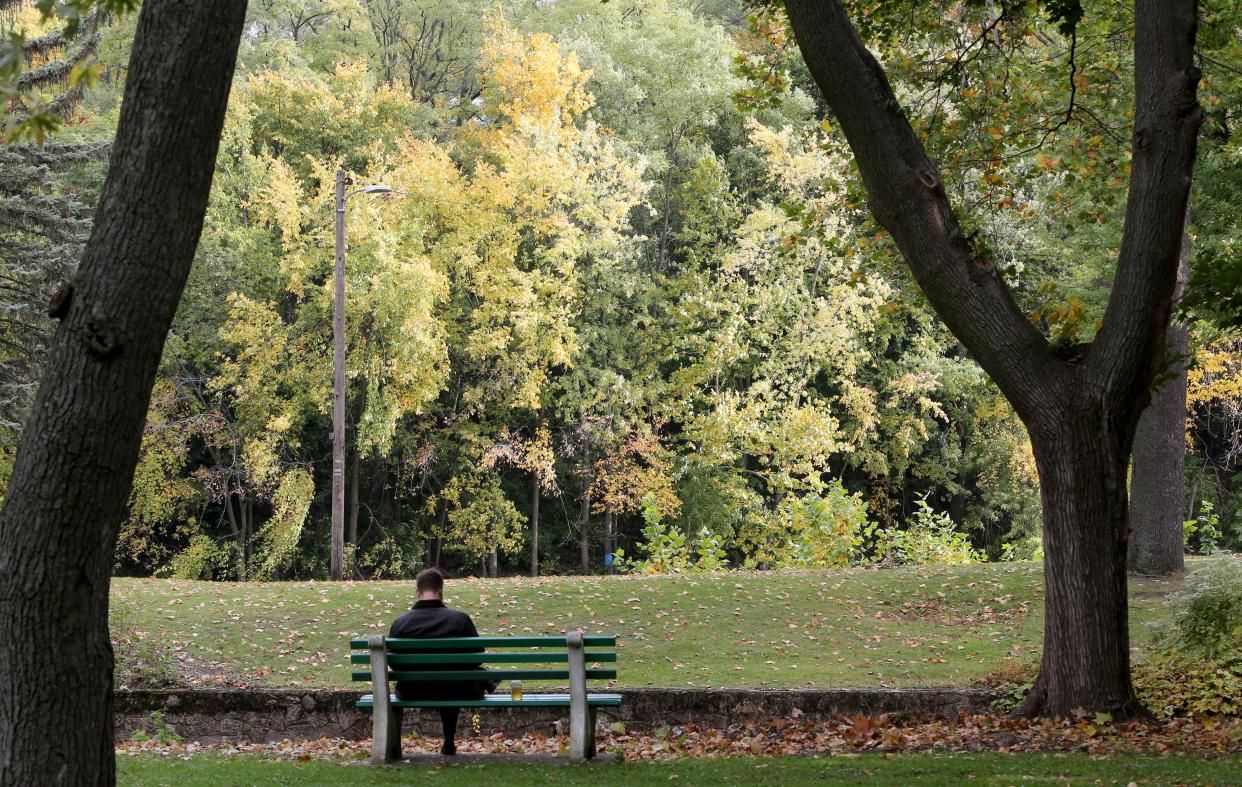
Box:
511 679 523 701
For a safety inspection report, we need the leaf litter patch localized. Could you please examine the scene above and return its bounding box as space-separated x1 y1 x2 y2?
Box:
117 713 1242 763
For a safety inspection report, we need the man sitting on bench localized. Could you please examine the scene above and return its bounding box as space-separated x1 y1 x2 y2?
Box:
389 568 497 755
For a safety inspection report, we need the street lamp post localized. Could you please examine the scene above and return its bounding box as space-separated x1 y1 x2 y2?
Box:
331 168 393 581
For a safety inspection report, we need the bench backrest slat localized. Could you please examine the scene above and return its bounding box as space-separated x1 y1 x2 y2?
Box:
352 668 617 682
349 636 616 649
349 635 618 687
350 651 617 665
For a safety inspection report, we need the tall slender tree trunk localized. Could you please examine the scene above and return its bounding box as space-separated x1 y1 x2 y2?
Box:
222 482 242 574
0 3 246 784
655 127 683 273
1129 220 1193 576
348 441 361 548
347 389 364 552
579 486 591 573
579 441 592 573
530 472 540 577
240 497 253 579
604 510 614 566
426 497 445 569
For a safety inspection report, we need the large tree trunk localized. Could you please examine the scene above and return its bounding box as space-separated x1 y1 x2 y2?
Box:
0 3 246 784
1129 223 1193 576
1020 410 1142 717
783 0 1202 717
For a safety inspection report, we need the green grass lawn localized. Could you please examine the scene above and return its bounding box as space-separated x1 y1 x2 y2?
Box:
116 752 1242 786
111 559 1211 691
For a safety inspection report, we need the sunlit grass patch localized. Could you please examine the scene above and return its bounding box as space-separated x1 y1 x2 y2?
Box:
109 558 1214 690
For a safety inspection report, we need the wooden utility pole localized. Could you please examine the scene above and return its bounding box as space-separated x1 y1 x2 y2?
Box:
332 168 349 581
331 171 394 580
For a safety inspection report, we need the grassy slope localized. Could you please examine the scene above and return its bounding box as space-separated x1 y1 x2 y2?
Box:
111 559 1208 691
117 752 1242 786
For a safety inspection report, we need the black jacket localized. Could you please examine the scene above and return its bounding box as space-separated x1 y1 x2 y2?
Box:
389 599 491 701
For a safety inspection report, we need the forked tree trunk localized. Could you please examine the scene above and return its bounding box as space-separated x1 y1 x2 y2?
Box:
1020 411 1142 717
783 0 1202 718
0 3 246 784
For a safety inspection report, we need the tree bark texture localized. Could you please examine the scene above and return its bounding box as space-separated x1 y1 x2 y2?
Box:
1025 404 1142 717
1129 223 1192 576
0 3 247 785
784 0 1202 717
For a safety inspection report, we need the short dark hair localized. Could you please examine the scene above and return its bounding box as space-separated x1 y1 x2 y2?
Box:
416 568 444 595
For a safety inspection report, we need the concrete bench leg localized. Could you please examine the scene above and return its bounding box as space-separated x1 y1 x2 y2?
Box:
371 692 400 764
369 634 401 764
566 630 597 761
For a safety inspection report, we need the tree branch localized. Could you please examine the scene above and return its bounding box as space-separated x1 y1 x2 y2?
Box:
783 0 1063 427
1088 0 1203 413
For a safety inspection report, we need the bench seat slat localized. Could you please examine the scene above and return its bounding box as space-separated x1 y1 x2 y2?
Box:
350 652 617 665
352 669 617 682
356 692 624 709
349 636 616 650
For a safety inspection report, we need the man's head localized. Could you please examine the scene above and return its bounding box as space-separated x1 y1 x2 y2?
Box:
416 568 445 600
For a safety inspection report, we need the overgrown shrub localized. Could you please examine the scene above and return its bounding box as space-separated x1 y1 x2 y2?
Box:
359 532 418 579
784 482 870 569
1166 559 1242 657
128 710 183 745
110 600 181 690
160 533 234 580
870 496 981 566
1183 501 1223 556
1133 648 1242 717
614 494 728 574
1133 559 1242 716
1000 536 1043 562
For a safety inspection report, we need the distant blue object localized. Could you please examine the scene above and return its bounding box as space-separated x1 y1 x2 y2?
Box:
604 552 614 566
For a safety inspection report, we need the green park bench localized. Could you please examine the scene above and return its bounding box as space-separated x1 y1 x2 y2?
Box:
350 632 621 763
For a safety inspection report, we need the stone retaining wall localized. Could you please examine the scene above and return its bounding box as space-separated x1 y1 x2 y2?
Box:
115 687 998 744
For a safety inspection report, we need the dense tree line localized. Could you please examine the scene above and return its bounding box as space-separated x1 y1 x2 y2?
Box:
110 2 1049 580
3 1 1239 585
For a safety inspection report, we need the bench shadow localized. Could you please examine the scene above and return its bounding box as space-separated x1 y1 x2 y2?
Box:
395 752 619 766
